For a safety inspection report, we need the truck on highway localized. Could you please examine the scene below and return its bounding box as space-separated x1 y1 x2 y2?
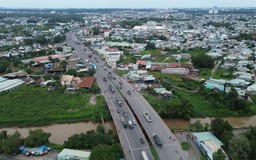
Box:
128 120 134 129
153 133 162 147
120 116 127 128
141 151 149 160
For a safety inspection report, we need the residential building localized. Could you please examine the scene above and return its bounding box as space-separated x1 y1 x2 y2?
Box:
58 149 91 160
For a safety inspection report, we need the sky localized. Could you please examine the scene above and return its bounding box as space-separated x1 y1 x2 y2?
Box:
1 0 256 8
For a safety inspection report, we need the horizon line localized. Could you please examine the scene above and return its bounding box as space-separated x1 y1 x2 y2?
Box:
1 7 256 10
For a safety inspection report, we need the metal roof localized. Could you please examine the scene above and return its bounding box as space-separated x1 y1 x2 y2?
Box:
0 79 24 92
58 148 91 159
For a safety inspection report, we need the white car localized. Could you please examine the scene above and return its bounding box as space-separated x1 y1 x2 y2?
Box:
132 119 136 125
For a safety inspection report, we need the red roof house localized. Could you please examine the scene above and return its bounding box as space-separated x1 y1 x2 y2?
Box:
75 76 95 89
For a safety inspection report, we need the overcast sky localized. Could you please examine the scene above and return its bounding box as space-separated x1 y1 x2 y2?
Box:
1 0 256 8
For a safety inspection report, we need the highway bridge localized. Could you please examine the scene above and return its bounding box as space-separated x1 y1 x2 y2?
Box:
67 31 187 160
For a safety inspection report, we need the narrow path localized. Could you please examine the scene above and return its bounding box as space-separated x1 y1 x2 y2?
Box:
211 59 222 77
89 94 101 105
171 85 199 93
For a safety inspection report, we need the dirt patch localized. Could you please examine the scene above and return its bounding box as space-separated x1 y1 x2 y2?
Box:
90 94 101 105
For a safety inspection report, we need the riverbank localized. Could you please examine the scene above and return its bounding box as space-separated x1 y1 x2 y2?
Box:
0 121 114 145
163 115 256 130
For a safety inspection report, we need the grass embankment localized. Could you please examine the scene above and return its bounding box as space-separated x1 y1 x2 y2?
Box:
181 142 190 150
176 90 243 117
0 86 111 127
150 146 160 160
116 70 129 76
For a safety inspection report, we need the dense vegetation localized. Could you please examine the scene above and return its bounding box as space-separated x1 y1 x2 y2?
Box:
197 86 252 116
24 129 51 147
64 125 124 160
191 54 214 68
65 125 116 149
191 118 256 160
144 90 193 120
89 144 124 160
0 129 50 155
0 131 22 155
0 86 111 127
234 33 256 41
210 118 256 160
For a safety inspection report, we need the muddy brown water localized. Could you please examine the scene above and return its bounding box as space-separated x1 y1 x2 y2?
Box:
0 121 114 145
0 116 255 145
191 116 256 128
164 116 256 130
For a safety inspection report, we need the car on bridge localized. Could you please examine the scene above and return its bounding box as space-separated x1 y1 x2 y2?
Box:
116 97 122 106
128 120 134 129
143 112 152 122
153 133 162 147
109 85 115 93
140 138 145 144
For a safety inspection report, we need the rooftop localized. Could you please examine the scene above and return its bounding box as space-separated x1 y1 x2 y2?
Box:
58 148 91 158
192 132 223 147
75 76 95 89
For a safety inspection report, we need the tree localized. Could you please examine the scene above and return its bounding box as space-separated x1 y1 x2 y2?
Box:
24 129 51 147
0 59 10 73
88 68 96 76
67 69 77 76
192 54 214 68
54 35 66 43
92 27 100 35
228 135 251 160
96 125 105 134
56 47 63 52
59 60 68 70
210 118 233 139
213 149 226 160
1 132 22 155
189 120 204 132
89 144 124 160
245 127 256 160
24 68 33 74
0 131 7 153
145 42 156 50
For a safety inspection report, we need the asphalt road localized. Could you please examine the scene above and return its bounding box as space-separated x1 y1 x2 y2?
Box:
117 83 188 160
67 31 154 160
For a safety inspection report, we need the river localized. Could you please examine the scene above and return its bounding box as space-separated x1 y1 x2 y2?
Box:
0 116 255 145
191 116 256 128
0 122 114 145
164 115 256 130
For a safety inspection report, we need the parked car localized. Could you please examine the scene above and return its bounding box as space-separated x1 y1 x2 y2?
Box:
132 119 136 125
116 108 120 113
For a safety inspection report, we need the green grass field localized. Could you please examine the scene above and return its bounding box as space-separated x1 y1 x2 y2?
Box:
181 142 190 150
0 86 111 127
176 90 241 117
